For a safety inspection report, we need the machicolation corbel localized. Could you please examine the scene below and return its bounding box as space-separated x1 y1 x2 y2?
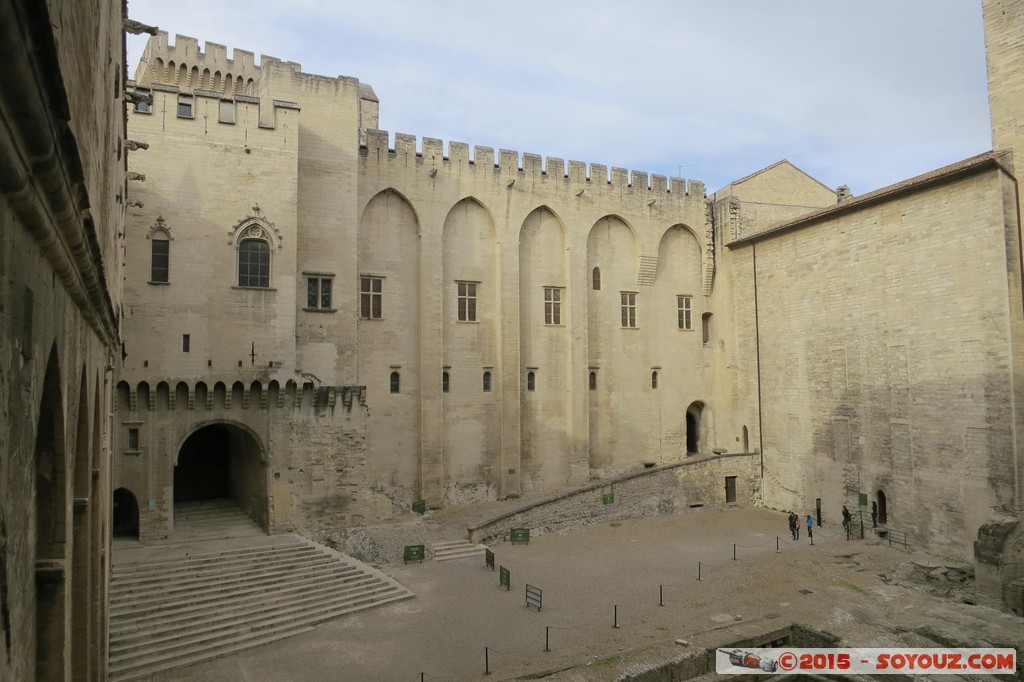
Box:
125 140 149 152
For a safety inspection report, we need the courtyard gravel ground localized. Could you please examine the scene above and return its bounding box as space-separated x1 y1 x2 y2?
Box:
153 507 1023 681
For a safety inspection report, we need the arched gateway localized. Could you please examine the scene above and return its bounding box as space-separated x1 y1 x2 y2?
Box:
174 422 269 531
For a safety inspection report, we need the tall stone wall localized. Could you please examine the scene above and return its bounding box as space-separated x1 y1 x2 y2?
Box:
112 379 395 540
356 131 719 506
1 0 124 679
729 162 1022 559
119 44 735 530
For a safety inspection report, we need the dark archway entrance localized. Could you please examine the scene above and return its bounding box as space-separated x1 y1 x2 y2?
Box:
685 402 705 455
877 489 888 525
175 426 231 502
174 423 268 531
112 488 140 539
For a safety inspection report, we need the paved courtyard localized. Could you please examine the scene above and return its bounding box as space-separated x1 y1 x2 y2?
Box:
150 507 1022 681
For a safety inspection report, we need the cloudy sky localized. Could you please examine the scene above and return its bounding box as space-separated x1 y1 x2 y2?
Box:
126 1 992 194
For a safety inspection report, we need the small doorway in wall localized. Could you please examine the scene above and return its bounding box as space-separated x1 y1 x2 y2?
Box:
877 489 887 525
725 476 737 504
112 487 140 539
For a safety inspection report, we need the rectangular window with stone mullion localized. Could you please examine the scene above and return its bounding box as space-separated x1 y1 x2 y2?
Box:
620 292 637 328
306 277 333 310
360 276 382 319
677 295 693 330
457 281 477 322
151 239 169 283
544 287 562 325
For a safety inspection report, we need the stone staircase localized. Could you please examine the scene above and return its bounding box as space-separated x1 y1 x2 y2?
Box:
109 522 414 680
432 539 488 562
163 499 267 543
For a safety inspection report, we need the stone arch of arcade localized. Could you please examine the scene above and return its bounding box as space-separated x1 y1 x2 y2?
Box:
173 420 269 531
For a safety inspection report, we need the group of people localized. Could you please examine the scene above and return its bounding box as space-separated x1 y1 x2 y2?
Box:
786 511 813 540
789 501 880 542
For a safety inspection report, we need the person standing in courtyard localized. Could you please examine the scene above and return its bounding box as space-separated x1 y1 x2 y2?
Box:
789 511 798 540
842 505 851 532
871 501 878 528
806 514 814 540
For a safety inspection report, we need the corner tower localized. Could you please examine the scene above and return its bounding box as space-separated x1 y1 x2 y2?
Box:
985 0 1024 165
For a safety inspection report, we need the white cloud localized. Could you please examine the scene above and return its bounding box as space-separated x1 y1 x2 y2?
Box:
126 0 991 193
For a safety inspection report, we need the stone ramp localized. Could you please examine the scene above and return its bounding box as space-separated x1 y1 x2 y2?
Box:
108 533 414 681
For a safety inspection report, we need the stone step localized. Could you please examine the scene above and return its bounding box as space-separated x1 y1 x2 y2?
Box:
432 540 488 561
108 590 413 682
111 578 399 647
110 562 350 612
109 586 410 667
110 562 365 617
111 568 375 626
108 626 317 682
111 549 330 591
113 540 307 572
111 572 384 637
112 545 322 582
108 533 415 681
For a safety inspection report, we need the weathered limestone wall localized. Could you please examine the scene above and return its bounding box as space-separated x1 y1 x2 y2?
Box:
972 0 1024 607
1 0 124 679
123 92 299 378
113 380 392 540
357 132 716 507
731 165 1022 559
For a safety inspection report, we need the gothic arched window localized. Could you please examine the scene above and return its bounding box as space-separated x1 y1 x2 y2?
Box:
238 238 270 288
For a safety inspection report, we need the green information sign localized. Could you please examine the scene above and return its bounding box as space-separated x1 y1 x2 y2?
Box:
510 528 530 545
412 499 426 514
858 492 868 506
602 492 615 505
403 544 425 564
499 566 510 590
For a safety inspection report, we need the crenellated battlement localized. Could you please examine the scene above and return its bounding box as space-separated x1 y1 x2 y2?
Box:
135 31 301 98
361 129 705 199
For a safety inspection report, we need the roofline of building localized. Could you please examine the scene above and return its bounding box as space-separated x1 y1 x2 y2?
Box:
715 158 835 198
726 150 1014 248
